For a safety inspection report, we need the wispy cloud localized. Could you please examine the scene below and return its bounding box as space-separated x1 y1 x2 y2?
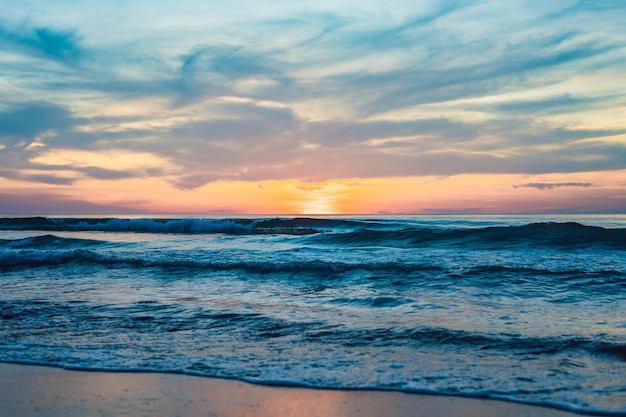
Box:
513 182 594 190
0 169 75 186
0 24 84 65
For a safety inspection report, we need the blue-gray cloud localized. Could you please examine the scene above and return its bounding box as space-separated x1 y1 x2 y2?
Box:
0 24 83 65
0 102 78 148
172 45 292 105
0 169 75 186
342 37 616 116
513 182 594 190
494 94 609 115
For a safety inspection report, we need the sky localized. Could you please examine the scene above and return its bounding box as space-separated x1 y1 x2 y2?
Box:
1 0 626 215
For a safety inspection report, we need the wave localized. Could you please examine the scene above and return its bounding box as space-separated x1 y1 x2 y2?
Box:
0 246 443 274
327 296 416 308
0 234 104 249
325 326 626 361
0 217 364 235
311 222 626 249
3 296 622 363
2 243 623 301
3 217 625 249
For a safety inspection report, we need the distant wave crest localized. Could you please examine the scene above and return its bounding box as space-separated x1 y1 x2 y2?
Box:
311 221 626 249
2 218 625 249
0 217 337 235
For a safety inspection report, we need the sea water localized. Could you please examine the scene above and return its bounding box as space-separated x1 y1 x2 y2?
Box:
1 215 625 415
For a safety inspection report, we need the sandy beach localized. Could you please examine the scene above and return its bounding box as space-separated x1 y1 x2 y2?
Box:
0 362 584 417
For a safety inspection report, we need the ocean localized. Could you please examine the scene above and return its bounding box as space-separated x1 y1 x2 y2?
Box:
1 215 625 415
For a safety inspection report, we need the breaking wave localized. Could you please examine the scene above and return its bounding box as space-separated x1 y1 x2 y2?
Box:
1 217 625 249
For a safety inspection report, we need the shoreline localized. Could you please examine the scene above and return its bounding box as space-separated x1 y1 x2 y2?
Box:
0 362 586 417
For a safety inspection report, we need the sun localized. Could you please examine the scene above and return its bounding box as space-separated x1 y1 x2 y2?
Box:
300 198 335 215
295 182 346 214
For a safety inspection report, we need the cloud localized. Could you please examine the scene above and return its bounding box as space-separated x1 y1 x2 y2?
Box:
296 183 326 192
493 94 608 115
171 45 292 106
0 101 171 185
29 28 83 64
1 0 626 208
0 193 144 215
0 24 83 65
303 118 475 146
0 169 75 185
93 105 626 188
266 2 621 118
0 102 78 148
75 166 139 180
348 38 615 117
512 182 594 190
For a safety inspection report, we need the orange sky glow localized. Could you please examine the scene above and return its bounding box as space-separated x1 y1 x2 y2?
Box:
3 170 626 215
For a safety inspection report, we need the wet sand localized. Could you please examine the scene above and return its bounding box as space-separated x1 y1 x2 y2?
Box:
0 362 582 417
